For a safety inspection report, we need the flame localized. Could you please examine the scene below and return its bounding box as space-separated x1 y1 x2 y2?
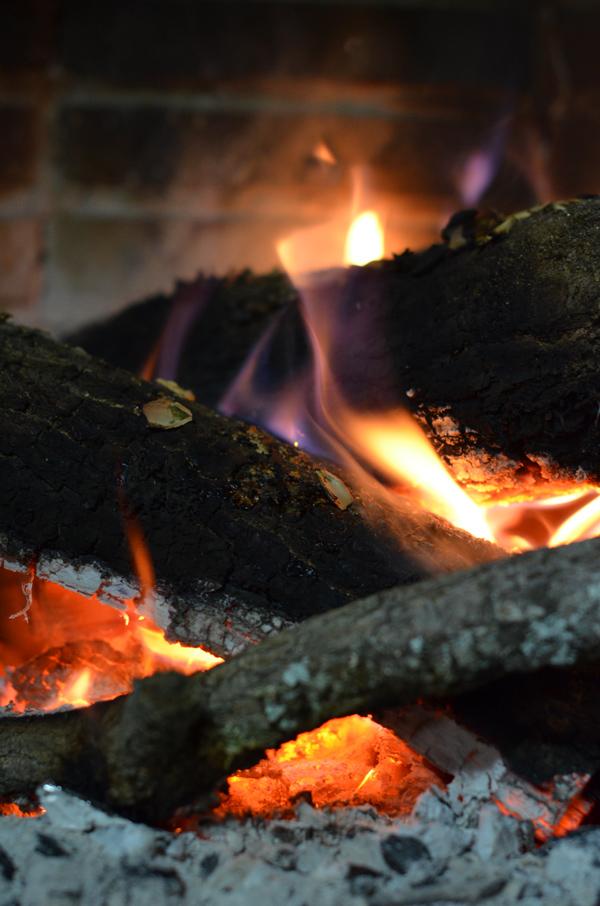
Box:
344 211 384 266
215 715 443 819
0 517 222 714
312 140 337 166
226 190 600 556
345 411 495 542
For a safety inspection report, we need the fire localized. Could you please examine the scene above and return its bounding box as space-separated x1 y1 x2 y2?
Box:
3 175 599 835
216 715 443 819
344 211 384 266
228 192 600 556
345 411 495 542
0 525 222 714
0 802 45 818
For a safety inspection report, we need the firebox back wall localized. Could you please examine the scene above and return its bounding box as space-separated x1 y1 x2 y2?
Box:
0 0 598 332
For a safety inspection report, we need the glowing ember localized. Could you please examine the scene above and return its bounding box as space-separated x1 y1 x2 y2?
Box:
0 566 222 714
312 140 337 166
0 802 44 818
216 715 443 819
495 783 593 844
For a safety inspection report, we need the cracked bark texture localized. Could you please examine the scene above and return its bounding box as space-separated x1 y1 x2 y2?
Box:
2 535 600 822
0 319 498 656
71 199 600 498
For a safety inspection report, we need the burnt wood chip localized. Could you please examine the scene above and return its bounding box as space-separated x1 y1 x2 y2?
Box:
380 835 431 874
0 844 16 880
200 853 219 877
35 832 69 858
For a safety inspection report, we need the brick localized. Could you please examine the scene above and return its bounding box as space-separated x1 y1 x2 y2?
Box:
43 216 286 332
0 105 40 200
55 103 507 218
58 0 531 90
547 112 600 199
55 105 347 214
0 219 42 311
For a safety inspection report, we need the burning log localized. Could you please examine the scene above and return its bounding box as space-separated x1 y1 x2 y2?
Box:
2 534 600 822
71 198 600 500
67 271 289 410
0 318 497 657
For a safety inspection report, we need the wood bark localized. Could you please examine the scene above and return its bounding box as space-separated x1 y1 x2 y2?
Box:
0 319 497 657
70 198 600 497
2 534 600 823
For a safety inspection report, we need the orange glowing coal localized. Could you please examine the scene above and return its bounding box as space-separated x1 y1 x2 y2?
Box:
216 715 443 819
0 527 222 714
0 802 45 818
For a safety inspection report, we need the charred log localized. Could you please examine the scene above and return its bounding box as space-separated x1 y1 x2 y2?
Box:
66 271 292 410
453 665 600 783
2 535 600 822
0 319 497 657
70 198 600 497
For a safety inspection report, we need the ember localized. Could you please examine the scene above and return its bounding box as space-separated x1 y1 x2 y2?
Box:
216 715 443 819
0 566 222 714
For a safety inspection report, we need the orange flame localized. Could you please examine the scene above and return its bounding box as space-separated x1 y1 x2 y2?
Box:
0 517 222 714
272 203 600 554
344 211 384 266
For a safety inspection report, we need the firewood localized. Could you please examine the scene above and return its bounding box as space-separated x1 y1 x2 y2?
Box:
0 319 498 657
2 534 600 822
70 198 600 498
66 271 290 410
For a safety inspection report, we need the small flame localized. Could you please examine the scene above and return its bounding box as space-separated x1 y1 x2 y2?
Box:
344 210 385 266
312 140 337 166
0 516 222 714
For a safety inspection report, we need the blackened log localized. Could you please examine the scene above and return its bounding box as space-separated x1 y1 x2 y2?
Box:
2 535 600 822
70 199 600 498
0 319 498 657
66 271 292 409
453 666 600 783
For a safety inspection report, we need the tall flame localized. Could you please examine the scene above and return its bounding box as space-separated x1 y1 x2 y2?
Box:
224 182 600 556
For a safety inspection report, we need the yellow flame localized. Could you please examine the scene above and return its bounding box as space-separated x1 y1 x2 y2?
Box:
344 411 495 542
344 211 384 266
548 494 600 547
270 184 600 555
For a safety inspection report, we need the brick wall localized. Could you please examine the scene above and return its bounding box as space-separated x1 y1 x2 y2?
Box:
0 0 597 332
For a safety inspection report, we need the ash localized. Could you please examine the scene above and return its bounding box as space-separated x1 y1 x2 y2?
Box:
2 710 600 906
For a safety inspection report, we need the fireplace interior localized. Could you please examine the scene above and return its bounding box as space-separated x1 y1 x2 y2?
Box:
3 2 600 905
